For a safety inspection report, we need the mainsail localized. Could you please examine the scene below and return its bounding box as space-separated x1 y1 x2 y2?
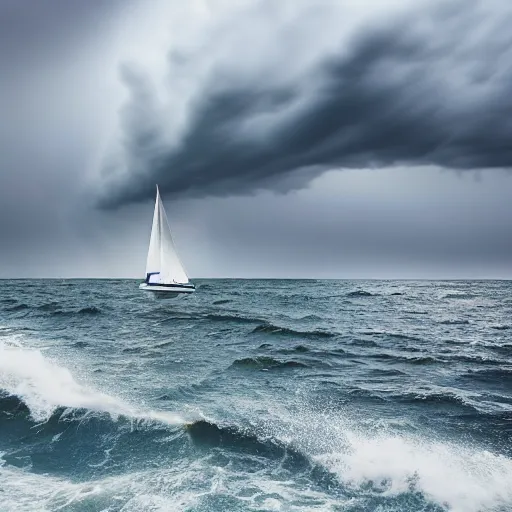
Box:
145 186 189 284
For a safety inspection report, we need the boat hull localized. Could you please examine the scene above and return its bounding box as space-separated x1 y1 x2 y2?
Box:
139 282 195 298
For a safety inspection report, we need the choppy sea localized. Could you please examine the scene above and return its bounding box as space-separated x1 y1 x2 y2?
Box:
1 279 511 511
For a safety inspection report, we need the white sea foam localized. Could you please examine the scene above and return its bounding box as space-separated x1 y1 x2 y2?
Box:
257 400 512 512
0 461 343 512
317 432 512 512
0 341 186 426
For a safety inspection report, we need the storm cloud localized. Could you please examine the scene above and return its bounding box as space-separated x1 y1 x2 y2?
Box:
97 0 512 208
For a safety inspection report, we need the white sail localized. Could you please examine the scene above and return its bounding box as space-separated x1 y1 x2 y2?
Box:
145 189 161 276
144 186 189 284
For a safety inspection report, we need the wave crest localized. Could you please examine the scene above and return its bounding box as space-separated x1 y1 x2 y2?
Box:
347 290 375 297
443 293 477 299
230 356 308 370
252 323 335 338
5 303 29 312
52 306 102 316
0 342 186 426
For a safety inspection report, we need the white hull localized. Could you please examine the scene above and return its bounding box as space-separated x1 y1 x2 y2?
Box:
139 283 195 298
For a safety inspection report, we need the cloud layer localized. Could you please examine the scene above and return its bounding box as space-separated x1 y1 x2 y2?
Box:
97 0 512 208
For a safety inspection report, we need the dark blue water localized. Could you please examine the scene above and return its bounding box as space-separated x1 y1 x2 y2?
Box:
1 279 511 511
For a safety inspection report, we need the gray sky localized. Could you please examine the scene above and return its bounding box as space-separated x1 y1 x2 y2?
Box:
1 0 511 278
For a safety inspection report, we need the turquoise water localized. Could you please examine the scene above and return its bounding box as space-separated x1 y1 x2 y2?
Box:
1 279 511 511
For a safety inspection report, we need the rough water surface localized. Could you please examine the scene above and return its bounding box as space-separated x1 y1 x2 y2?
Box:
0 279 511 511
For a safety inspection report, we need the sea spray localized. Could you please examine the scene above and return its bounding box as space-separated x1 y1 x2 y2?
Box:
0 342 187 426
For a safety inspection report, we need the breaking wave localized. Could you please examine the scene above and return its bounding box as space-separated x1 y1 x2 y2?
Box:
0 342 186 426
1 339 512 512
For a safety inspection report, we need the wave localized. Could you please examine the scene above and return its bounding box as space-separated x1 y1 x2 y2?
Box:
196 283 217 291
122 346 145 354
400 356 438 365
299 314 323 321
443 293 477 299
368 368 407 377
439 319 470 325
394 389 478 411
277 344 310 354
72 341 89 349
36 301 61 312
0 391 31 415
251 322 335 338
0 342 187 426
204 313 264 324
78 306 102 315
1 340 512 512
362 331 422 342
153 340 174 349
491 324 510 331
349 338 380 347
4 407 511 512
462 368 512 382
386 332 422 342
186 420 310 465
212 299 232 305
158 312 197 322
450 354 504 366
0 389 197 486
230 356 308 370
316 429 512 512
346 290 375 297
0 298 17 305
52 306 102 316
369 352 439 365
486 343 512 356
4 303 102 317
5 303 29 312
0 326 33 332
0 390 185 431
214 404 512 512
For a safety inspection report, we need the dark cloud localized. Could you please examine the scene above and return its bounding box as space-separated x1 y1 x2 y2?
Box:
98 0 512 208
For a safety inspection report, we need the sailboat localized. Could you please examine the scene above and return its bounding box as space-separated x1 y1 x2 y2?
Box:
139 186 195 297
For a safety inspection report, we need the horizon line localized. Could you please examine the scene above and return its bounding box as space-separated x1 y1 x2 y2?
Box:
0 276 511 281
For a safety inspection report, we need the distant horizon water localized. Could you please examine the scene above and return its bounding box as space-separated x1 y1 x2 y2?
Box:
2 275 512 281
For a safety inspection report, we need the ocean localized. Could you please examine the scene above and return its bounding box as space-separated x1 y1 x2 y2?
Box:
0 279 511 512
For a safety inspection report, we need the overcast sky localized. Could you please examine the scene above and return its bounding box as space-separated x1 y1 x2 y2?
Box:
1 0 511 279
